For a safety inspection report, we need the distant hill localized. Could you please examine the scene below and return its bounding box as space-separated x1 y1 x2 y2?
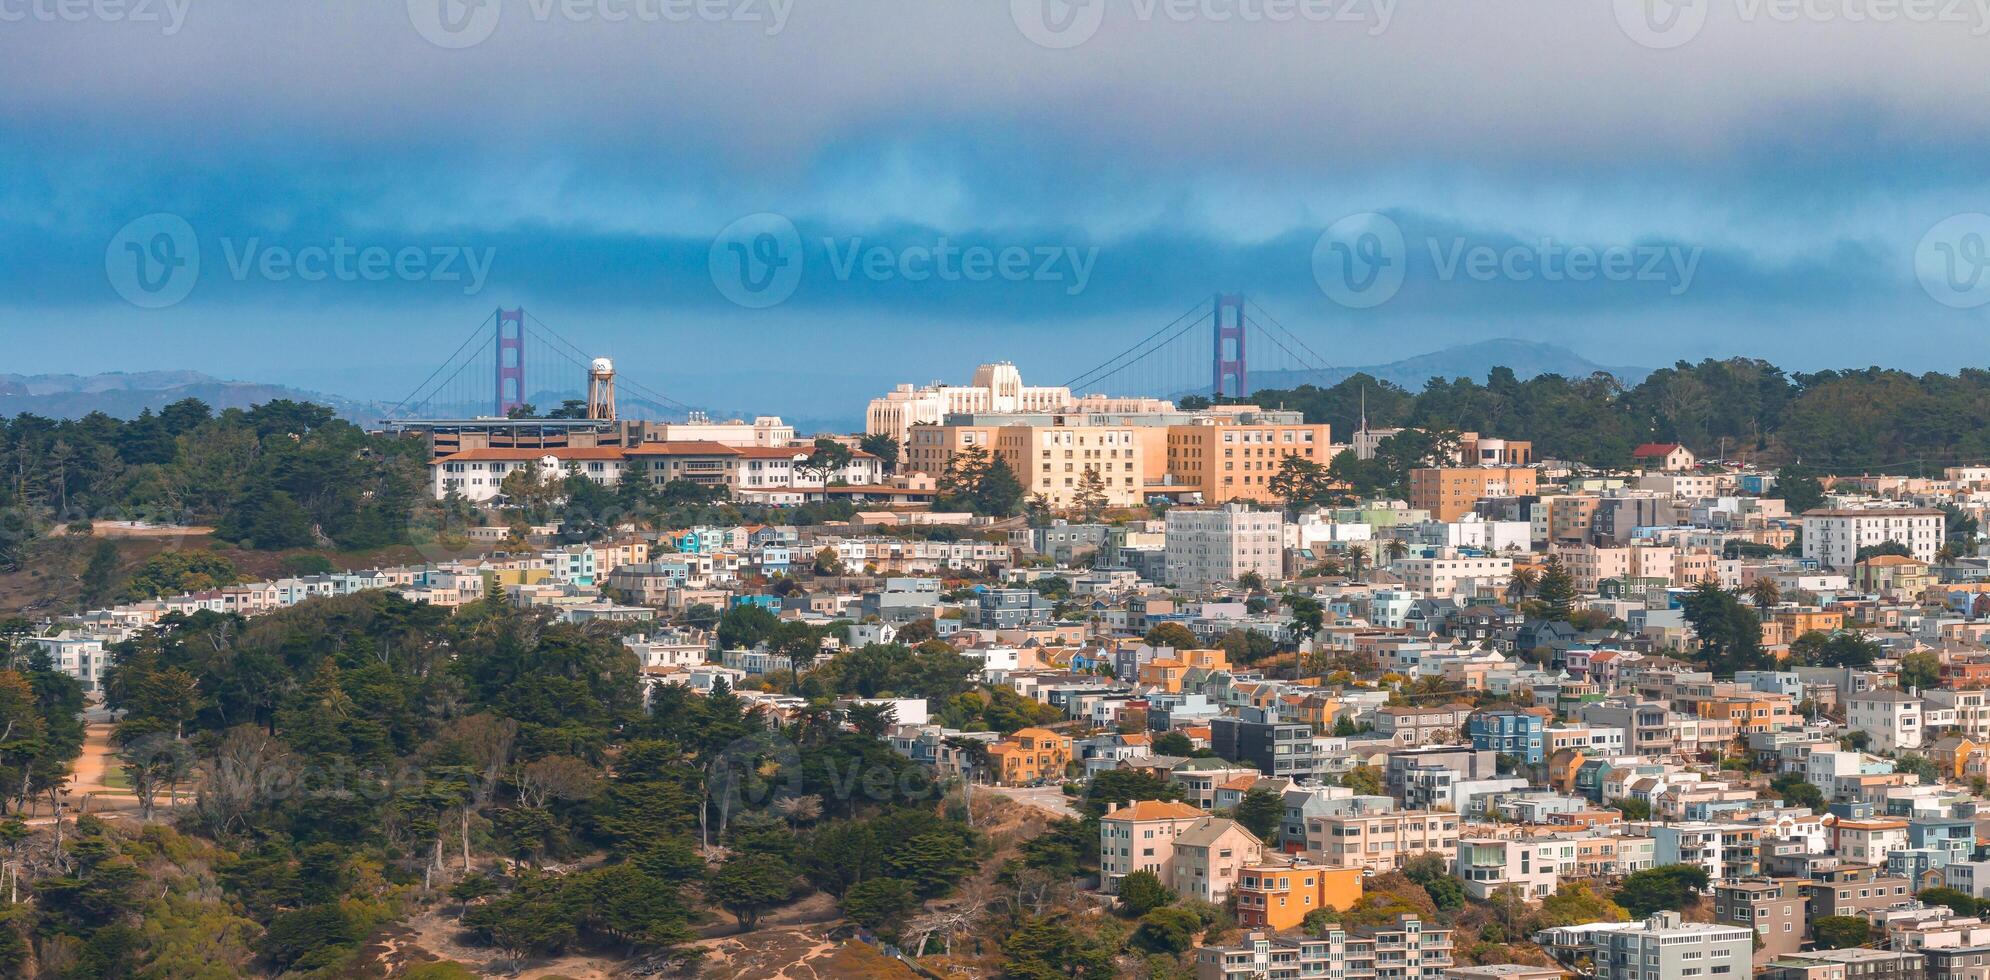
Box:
1184 339 1651 397
0 371 384 424
0 373 728 428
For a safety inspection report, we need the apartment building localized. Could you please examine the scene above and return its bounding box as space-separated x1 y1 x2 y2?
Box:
1395 554 1515 600
1374 705 1471 747
1455 837 1574 900
1100 799 1213 893
1195 915 1453 980
1165 503 1285 589
1583 912 1753 980
1170 818 1266 904
1800 507 1945 569
1714 878 1806 960
994 421 1150 510
1211 716 1326 781
1470 709 1548 764
1166 419 1334 504
985 727 1072 786
1234 860 1364 931
1762 951 1925 980
1650 823 1761 880
1847 689 1925 753
1801 868 1913 921
1305 807 1461 873
1832 818 1910 867
1409 466 1539 521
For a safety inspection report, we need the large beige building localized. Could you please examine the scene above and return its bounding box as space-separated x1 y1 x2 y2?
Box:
866 362 1170 448
1166 418 1335 504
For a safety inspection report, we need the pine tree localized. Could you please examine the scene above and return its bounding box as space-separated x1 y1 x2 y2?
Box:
1535 555 1578 621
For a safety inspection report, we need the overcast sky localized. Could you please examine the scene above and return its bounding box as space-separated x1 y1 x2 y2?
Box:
6 0 1990 416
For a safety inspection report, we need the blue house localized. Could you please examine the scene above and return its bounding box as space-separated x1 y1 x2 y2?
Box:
1468 709 1546 765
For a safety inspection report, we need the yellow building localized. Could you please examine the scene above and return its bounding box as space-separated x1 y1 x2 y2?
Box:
987 727 1072 786
1235 861 1363 931
1164 421 1334 504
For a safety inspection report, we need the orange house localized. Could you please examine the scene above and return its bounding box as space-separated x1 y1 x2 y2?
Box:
1696 694 1795 733
1235 860 1364 931
987 727 1073 786
1771 608 1845 637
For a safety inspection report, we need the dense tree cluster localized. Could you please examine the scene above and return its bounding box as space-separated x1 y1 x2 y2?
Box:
1237 359 1990 472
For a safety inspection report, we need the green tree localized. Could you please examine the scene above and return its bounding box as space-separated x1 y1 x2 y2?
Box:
1144 622 1197 649
1153 731 1194 756
1920 887 1979 918
1535 881 1630 929
1679 580 1769 675
1610 797 1652 820
1341 763 1382 797
705 853 798 932
841 877 918 941
1901 651 1942 691
1769 773 1825 812
1614 864 1710 918
1812 915 1871 949
79 540 121 607
1233 788 1284 843
1401 853 1464 911
858 434 900 473
1132 906 1201 954
1534 555 1578 621
1117 870 1175 916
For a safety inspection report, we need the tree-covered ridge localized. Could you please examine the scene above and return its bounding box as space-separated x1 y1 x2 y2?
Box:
1237 359 1990 470
0 591 991 975
0 399 429 570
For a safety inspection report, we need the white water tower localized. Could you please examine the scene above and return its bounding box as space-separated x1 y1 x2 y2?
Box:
587 356 617 420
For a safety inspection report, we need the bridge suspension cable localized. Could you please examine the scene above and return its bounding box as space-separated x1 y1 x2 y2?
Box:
1063 297 1213 393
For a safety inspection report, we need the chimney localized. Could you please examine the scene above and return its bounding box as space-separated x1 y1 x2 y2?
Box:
1106 801 1119 815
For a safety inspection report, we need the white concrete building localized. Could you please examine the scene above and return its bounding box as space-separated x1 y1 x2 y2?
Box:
1394 554 1514 600
1165 503 1284 590
1846 688 1925 754
1800 507 1944 569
